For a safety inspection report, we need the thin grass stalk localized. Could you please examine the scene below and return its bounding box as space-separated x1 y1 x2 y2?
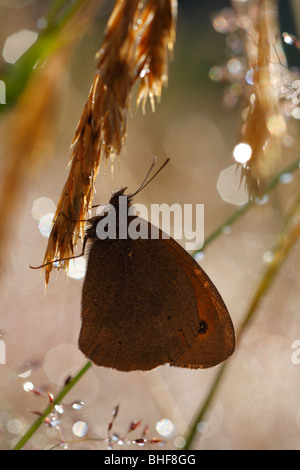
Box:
46 0 89 30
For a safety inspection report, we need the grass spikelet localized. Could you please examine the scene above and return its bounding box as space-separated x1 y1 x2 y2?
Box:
136 0 177 112
234 0 288 196
42 0 177 286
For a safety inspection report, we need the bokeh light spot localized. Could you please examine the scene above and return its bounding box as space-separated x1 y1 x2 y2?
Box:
217 164 249 206
3 29 38 64
233 143 252 163
72 421 88 437
291 108 300 119
7 419 22 434
263 251 274 263
227 58 243 78
279 173 294 185
174 436 186 448
266 114 286 136
245 69 254 85
23 381 34 392
68 257 87 280
208 66 223 82
38 213 54 238
156 419 174 437
32 197 56 221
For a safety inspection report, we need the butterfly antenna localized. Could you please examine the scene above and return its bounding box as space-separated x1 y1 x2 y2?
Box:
129 158 170 198
130 158 157 197
91 202 108 217
29 236 89 270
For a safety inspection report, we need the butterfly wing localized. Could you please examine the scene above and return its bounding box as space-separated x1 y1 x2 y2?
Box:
160 236 235 368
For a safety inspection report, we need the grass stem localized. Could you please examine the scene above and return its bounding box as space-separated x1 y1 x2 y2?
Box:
13 361 92 450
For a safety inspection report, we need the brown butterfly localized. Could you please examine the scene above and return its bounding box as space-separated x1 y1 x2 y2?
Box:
78 160 235 371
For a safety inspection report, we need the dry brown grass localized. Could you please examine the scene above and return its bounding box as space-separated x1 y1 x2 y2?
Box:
234 0 287 195
41 0 177 286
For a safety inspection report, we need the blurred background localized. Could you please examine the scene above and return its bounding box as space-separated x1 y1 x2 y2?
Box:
0 0 300 450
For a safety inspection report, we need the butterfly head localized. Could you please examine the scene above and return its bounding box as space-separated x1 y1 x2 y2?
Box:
109 187 134 211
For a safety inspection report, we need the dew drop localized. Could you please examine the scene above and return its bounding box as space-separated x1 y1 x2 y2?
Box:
49 418 61 428
18 364 32 379
282 32 294 45
263 251 274 263
23 381 34 392
197 421 209 434
222 225 231 234
254 195 269 205
193 251 205 262
54 404 64 415
279 173 294 184
71 400 85 411
36 18 48 29
245 69 254 85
